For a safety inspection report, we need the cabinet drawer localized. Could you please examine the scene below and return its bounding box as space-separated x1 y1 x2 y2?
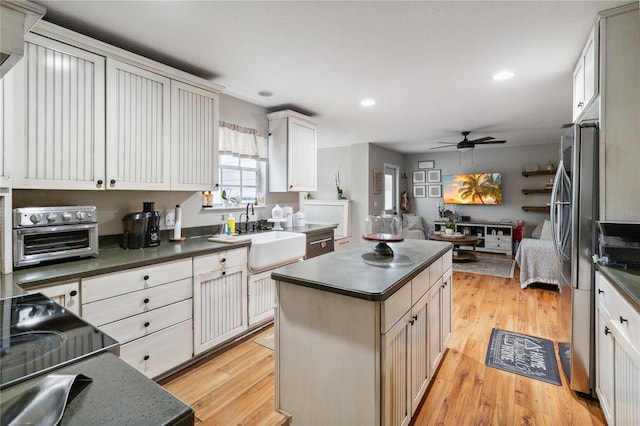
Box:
485 240 511 250
306 233 335 259
429 256 443 289
82 258 192 303
485 235 511 244
119 320 193 378
598 274 640 349
82 278 192 326
382 282 411 334
443 249 453 272
193 248 247 275
412 267 430 305
99 299 192 345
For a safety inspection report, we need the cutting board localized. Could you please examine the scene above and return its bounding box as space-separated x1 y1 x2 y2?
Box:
208 235 252 244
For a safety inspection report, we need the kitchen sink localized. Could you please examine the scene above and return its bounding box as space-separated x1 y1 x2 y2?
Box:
248 231 306 272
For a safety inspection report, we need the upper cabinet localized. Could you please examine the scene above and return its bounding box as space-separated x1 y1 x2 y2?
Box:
170 81 220 191
106 59 171 190
268 110 318 192
7 21 223 191
598 4 640 221
572 25 598 122
12 34 106 189
0 67 13 188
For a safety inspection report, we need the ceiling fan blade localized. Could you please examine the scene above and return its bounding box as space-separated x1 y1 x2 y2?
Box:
468 136 494 143
473 140 506 145
436 141 458 144
430 145 456 150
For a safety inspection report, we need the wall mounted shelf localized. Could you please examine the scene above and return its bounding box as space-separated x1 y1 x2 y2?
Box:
522 170 555 177
522 206 551 213
522 189 552 194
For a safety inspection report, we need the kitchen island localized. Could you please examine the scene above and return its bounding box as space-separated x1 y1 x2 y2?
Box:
272 239 453 426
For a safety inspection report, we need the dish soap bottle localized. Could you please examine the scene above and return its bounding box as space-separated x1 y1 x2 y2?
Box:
227 213 236 235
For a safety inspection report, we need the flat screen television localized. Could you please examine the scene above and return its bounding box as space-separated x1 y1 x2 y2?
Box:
442 173 502 205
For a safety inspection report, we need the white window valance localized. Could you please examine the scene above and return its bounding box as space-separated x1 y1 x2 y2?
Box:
219 121 269 161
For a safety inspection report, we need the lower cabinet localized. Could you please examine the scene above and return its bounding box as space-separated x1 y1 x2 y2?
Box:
81 258 193 378
28 280 81 316
248 269 276 326
193 248 248 355
595 271 640 426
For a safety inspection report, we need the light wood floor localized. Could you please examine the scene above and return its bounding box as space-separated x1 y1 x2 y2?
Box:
161 264 606 425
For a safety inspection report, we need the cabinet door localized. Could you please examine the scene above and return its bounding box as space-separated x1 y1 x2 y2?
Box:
287 117 317 191
248 270 275 326
596 307 615 425
0 69 12 188
193 264 248 354
170 81 219 191
13 34 106 189
410 292 430 415
582 28 596 110
427 279 443 378
382 311 411 426
572 59 585 121
106 58 171 190
441 268 452 349
29 280 81 316
612 321 640 426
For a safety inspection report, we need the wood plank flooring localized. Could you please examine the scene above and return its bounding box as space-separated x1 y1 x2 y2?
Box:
161 263 606 425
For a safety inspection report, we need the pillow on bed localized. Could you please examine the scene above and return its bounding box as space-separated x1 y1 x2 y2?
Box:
540 220 553 240
403 214 424 231
531 222 544 239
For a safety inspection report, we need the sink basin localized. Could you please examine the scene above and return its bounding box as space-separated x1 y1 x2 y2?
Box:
248 231 306 272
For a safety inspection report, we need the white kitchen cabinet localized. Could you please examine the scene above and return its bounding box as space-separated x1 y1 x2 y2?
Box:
268 110 318 192
596 271 640 426
383 311 411 426
11 34 106 190
572 25 598 121
193 248 248 355
248 269 276 326
598 4 640 221
81 258 193 378
28 280 81 316
106 58 171 190
170 80 220 191
0 68 13 188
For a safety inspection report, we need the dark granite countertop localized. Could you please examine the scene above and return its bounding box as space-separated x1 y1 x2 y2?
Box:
1 224 336 298
272 239 452 301
0 352 193 426
596 264 640 311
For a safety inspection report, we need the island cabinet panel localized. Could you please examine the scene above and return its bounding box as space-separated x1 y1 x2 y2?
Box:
275 244 453 426
27 280 81 316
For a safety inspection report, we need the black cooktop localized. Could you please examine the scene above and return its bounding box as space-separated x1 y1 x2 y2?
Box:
0 293 119 389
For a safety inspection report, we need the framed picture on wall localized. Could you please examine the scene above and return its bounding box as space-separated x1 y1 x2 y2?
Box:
427 169 441 183
428 185 442 198
418 160 435 169
413 185 426 198
413 170 426 183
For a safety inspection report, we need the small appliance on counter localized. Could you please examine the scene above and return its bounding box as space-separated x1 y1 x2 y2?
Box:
594 221 640 269
120 202 161 249
13 206 98 267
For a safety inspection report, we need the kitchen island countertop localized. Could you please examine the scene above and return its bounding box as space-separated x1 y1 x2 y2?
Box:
272 239 452 301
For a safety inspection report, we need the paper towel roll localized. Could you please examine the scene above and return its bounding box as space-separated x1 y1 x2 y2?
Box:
173 205 182 239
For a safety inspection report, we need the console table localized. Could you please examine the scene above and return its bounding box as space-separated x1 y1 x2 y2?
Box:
433 221 512 256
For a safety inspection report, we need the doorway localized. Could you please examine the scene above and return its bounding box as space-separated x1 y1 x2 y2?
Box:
384 164 399 215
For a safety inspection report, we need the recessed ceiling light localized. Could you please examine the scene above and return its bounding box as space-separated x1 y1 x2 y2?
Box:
493 71 514 81
360 98 376 107
258 90 273 97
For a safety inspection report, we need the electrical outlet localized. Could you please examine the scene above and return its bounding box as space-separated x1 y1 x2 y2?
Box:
165 212 175 226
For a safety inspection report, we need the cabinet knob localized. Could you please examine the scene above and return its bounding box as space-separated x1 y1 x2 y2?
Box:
144 298 150 304
221 271 226 276
110 179 116 185
97 179 103 185
409 319 415 326
620 316 628 324
598 289 604 294
221 258 226 263
413 314 418 321
144 355 150 361
69 290 78 297
144 322 150 328
577 101 584 108
143 275 149 281
604 326 611 336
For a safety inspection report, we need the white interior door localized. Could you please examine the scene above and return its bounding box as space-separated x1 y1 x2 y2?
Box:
384 164 399 215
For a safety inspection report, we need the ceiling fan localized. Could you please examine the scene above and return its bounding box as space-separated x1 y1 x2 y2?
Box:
430 131 507 152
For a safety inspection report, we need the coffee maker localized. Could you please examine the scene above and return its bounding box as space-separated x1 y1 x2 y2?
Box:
143 202 161 247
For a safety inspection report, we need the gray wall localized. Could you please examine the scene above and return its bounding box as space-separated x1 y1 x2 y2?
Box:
12 94 297 235
404 142 559 232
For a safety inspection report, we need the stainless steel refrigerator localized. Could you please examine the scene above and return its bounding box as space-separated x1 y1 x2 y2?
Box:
550 121 598 396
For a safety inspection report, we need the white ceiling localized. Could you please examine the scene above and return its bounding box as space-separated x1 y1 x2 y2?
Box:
33 0 630 154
